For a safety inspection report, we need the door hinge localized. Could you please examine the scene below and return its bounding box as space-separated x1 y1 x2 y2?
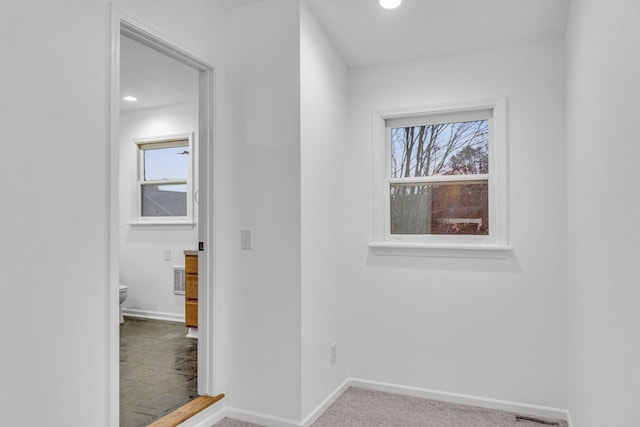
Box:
199 242 204 251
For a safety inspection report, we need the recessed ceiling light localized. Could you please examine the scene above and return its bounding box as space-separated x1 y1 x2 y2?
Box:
380 0 401 9
122 96 138 102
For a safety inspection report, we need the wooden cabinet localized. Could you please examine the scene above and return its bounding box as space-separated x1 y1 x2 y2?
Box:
184 250 198 329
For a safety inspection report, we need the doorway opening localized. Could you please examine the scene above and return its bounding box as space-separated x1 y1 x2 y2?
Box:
108 14 222 427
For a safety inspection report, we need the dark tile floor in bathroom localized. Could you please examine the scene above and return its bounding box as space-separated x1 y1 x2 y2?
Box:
120 317 198 427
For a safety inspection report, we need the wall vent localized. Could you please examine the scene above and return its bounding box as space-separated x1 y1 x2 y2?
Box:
173 266 185 295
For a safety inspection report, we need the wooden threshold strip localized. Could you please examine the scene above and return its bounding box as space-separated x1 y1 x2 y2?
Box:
148 394 225 427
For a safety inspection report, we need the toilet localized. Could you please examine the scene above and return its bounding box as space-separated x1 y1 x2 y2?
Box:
119 284 128 324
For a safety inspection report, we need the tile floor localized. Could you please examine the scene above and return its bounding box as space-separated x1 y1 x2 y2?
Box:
120 317 198 427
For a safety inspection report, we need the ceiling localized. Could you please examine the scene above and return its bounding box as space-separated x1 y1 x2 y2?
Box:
120 0 569 110
306 0 569 68
120 35 198 112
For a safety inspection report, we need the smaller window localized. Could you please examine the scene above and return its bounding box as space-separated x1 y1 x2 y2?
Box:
371 98 510 257
132 133 194 226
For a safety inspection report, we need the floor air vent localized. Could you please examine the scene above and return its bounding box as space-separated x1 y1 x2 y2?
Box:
173 266 185 295
515 415 560 425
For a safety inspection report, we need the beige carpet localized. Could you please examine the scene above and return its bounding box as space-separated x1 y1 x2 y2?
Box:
213 387 568 427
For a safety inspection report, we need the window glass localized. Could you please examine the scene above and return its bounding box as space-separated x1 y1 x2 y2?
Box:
133 133 193 223
388 119 489 237
390 181 488 235
144 146 189 181
390 120 488 178
141 184 187 217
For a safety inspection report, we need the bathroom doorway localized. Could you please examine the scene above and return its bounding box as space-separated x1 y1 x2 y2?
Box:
109 15 222 426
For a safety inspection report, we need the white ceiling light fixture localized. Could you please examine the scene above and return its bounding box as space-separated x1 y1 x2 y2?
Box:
122 95 138 102
380 0 401 9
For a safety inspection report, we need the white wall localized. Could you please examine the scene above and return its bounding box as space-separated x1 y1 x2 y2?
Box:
116 0 227 68
346 39 568 408
225 0 303 420
300 0 350 418
0 1 110 425
1 1 589 424
566 0 640 425
119 102 199 319
0 1 227 425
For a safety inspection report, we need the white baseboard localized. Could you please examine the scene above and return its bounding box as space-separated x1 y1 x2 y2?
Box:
122 307 185 323
173 378 572 427
300 378 350 426
225 407 300 427
349 378 570 423
566 410 574 427
223 379 350 427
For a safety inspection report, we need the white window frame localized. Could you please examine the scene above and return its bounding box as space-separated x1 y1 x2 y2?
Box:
130 132 195 228
369 98 511 258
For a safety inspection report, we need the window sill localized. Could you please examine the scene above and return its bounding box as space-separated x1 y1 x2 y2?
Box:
368 241 512 259
129 221 196 230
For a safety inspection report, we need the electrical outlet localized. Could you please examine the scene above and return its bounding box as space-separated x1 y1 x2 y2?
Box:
331 342 337 366
241 229 252 250
164 249 171 261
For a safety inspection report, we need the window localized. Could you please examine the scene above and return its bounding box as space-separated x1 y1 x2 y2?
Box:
370 98 510 256
132 133 194 226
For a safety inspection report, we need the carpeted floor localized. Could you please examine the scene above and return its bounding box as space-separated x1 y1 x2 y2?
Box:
213 387 568 427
